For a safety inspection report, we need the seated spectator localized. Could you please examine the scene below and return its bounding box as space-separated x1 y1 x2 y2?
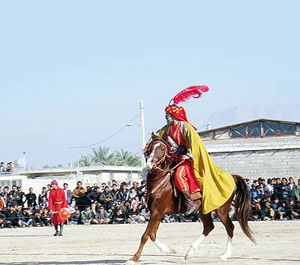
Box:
128 187 137 202
5 206 19 228
131 195 140 208
70 209 81 225
278 201 289 220
250 203 264 221
95 205 110 224
140 207 151 222
262 202 274 221
41 209 52 226
81 206 97 225
286 200 299 220
18 208 33 227
32 210 45 227
113 208 126 224
110 184 119 201
0 211 6 228
127 205 145 224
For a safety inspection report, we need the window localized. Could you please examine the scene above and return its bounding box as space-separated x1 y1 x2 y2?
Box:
263 122 278 136
280 123 295 136
247 122 261 137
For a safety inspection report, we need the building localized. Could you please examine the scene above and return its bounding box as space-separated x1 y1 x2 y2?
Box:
199 119 300 180
0 165 143 192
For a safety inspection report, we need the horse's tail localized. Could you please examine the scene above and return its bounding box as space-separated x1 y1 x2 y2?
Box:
234 175 256 243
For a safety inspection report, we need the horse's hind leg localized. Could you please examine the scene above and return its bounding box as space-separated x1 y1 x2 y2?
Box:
150 217 177 254
185 213 214 260
126 215 161 264
218 210 234 261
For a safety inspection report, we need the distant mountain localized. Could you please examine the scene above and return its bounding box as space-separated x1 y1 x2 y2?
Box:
199 104 300 130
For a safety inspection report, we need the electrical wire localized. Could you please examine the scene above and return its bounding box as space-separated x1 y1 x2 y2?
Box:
69 113 139 149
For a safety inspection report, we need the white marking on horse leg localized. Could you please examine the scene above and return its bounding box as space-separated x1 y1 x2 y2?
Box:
220 236 232 261
153 239 176 254
185 234 206 260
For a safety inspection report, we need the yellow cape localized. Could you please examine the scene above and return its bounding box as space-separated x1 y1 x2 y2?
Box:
159 122 235 214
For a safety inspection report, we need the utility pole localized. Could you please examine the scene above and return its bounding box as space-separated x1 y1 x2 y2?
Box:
139 100 146 168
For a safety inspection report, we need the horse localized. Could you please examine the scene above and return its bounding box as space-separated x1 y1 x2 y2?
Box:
126 134 255 264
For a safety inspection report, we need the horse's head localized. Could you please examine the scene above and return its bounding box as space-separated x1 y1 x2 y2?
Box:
144 133 171 171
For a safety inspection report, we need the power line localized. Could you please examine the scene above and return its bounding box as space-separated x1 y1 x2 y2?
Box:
69 113 139 149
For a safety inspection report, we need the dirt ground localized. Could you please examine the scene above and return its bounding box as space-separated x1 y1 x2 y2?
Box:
1 221 300 265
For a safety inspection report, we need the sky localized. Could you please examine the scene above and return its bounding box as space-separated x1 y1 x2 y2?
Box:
0 0 299 169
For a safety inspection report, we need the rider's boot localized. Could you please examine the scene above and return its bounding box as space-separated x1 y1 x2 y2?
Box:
182 189 198 215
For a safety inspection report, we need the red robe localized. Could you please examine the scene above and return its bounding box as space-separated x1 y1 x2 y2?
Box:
48 187 68 225
168 122 200 194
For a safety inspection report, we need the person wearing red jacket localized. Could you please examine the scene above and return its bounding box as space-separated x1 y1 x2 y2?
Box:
48 180 68 236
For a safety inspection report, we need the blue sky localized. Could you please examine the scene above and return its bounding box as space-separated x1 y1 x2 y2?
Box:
0 0 299 168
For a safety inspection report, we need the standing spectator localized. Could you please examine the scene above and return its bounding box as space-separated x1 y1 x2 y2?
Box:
81 206 97 225
0 162 6 172
38 187 47 205
72 181 87 210
280 178 289 201
100 186 113 211
63 183 72 206
46 184 51 200
15 186 25 206
287 177 296 200
25 187 37 208
1 186 9 205
87 186 101 214
6 162 13 172
9 185 17 197
48 180 68 236
295 179 300 201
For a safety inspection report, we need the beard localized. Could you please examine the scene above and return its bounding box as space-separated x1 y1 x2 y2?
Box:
166 113 174 125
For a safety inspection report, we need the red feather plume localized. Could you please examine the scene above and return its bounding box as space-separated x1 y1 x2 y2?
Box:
172 85 209 104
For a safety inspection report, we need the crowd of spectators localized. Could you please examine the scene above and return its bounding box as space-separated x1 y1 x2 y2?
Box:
248 177 300 221
0 161 13 174
0 176 300 229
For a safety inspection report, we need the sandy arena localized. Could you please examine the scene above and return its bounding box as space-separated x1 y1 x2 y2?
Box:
0 221 300 265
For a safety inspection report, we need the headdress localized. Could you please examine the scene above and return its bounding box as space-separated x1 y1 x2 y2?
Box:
51 180 58 186
165 85 209 129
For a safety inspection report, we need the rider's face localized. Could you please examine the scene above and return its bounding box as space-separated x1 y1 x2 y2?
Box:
165 113 174 125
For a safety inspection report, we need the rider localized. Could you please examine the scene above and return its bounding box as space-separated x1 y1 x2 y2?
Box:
157 99 235 216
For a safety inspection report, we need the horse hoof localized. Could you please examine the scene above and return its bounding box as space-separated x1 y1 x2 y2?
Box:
170 248 177 254
220 254 229 261
125 260 136 265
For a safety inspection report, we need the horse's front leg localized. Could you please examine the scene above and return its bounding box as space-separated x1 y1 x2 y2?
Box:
126 215 161 264
150 217 177 254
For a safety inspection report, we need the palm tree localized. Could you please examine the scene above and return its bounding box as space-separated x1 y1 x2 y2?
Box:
115 149 141 166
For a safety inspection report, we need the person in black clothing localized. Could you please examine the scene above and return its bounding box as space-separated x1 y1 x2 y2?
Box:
32 210 45 227
113 208 126 224
110 184 119 202
25 187 37 208
118 183 130 204
5 206 19 228
41 209 52 226
100 186 113 211
7 194 17 207
15 186 25 206
87 186 101 214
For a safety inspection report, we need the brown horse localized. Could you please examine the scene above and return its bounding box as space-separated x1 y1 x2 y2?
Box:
126 134 255 264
